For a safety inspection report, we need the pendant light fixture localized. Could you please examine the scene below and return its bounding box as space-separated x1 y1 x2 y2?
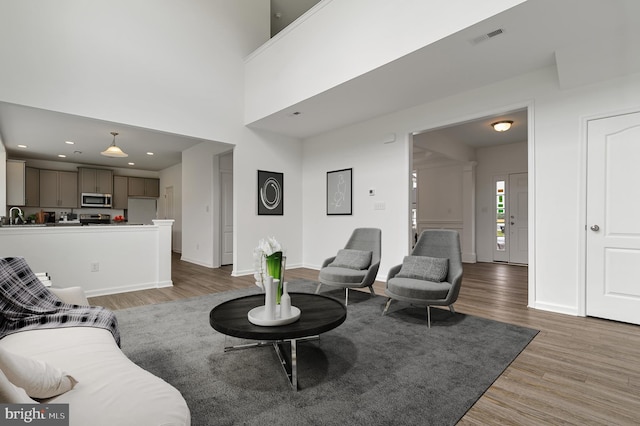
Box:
491 120 513 132
101 131 128 157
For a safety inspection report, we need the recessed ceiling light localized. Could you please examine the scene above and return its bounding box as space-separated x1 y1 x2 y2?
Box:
65 141 75 145
146 152 154 156
17 144 27 148
58 154 67 158
128 162 135 166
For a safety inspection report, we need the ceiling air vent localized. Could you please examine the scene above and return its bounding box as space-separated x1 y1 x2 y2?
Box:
469 28 505 45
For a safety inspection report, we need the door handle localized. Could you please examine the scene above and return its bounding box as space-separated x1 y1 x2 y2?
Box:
590 224 600 231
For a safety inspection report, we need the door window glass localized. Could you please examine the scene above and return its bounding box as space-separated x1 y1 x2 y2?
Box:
496 180 506 251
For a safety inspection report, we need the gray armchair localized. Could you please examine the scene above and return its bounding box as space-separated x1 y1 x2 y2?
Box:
316 228 381 305
383 229 463 327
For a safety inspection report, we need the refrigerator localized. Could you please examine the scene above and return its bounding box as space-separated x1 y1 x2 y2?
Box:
127 198 157 225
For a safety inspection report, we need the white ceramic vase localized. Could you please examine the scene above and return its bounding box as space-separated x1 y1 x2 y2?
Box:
264 276 276 320
280 281 291 318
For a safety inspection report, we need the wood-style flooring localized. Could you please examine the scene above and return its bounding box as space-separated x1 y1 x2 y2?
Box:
89 253 640 425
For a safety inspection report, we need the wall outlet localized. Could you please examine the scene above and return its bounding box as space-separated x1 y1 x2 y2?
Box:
90 262 99 272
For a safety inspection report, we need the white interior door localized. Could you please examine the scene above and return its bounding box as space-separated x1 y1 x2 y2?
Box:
220 170 233 265
508 173 528 264
586 111 640 325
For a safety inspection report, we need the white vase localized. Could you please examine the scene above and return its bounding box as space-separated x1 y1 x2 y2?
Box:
280 281 291 318
264 276 276 320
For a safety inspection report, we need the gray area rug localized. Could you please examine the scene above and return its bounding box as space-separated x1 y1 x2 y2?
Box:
116 280 538 426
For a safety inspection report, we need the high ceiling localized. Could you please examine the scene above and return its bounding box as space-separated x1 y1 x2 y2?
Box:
1 0 638 171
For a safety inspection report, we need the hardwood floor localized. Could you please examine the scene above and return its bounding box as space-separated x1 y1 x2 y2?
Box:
89 253 640 425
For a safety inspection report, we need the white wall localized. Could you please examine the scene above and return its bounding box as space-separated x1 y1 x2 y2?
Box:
0 222 173 297
233 129 304 276
159 163 182 253
302 65 640 317
0 0 269 144
0 1 301 279
245 0 525 124
302 124 410 278
476 142 527 262
181 142 229 268
415 162 464 240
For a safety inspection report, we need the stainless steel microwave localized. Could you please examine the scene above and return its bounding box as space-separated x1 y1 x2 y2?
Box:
81 193 112 208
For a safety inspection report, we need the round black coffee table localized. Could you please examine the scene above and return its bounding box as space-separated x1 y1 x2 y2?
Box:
209 292 346 390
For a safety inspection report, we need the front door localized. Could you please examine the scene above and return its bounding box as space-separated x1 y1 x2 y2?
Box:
586 111 640 325
493 173 528 264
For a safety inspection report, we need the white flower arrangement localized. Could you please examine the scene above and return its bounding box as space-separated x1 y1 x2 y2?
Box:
253 237 283 290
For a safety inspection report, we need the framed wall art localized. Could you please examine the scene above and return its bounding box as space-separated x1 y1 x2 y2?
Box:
327 168 352 215
257 170 284 215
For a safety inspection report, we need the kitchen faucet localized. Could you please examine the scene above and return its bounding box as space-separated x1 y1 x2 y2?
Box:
9 207 25 225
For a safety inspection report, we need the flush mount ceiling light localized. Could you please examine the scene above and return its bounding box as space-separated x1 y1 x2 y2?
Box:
101 131 128 157
491 120 513 132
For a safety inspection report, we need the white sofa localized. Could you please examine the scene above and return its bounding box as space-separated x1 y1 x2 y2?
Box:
0 287 191 426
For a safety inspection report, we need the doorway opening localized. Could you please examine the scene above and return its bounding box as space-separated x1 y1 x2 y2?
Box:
411 107 529 267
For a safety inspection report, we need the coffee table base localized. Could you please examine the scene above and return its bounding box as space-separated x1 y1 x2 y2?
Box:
224 335 319 391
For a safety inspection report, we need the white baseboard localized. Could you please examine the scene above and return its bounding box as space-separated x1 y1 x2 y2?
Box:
180 256 214 268
532 301 579 316
85 281 172 298
462 253 477 263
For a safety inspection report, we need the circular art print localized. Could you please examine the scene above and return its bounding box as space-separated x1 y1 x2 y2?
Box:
257 170 283 215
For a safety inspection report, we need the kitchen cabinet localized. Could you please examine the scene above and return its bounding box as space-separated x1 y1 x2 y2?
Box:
6 160 25 206
25 167 40 207
112 175 129 209
79 167 113 194
39 170 78 208
128 177 159 198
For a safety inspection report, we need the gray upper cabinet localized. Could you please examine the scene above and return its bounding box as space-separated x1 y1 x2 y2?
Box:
128 177 159 198
79 167 113 194
40 170 78 208
112 175 129 209
25 167 40 207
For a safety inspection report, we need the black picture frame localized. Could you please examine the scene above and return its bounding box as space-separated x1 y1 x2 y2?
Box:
257 170 284 215
327 168 352 215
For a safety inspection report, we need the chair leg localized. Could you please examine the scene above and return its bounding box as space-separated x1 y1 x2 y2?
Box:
426 306 431 328
382 298 393 316
315 283 322 294
368 285 376 298
449 305 456 315
345 288 349 306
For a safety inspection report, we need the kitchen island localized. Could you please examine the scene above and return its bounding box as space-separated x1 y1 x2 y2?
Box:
0 220 173 297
